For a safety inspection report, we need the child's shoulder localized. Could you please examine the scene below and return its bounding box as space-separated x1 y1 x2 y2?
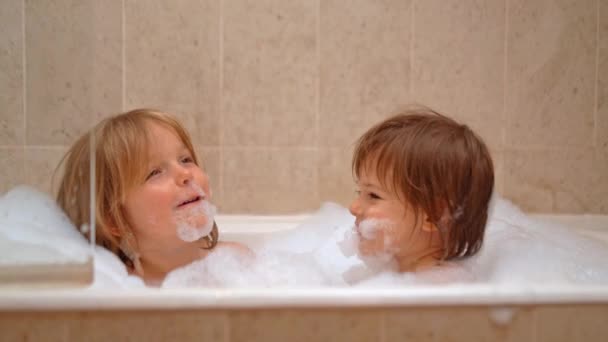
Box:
215 241 254 257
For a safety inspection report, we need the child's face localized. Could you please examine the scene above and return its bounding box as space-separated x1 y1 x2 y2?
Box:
122 122 213 253
349 165 436 263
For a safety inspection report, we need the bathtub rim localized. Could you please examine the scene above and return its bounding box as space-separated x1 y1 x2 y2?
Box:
1 285 608 311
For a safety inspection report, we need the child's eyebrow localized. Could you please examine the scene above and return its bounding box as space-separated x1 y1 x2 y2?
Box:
360 182 382 190
171 144 190 157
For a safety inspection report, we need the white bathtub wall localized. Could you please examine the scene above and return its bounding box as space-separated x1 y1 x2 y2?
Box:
0 0 607 214
533 214 608 243
1 305 608 342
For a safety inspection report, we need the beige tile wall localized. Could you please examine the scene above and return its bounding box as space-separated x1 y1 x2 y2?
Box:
0 0 606 214
1 305 608 342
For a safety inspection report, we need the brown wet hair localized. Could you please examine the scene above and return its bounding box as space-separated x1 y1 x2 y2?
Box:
352 105 494 260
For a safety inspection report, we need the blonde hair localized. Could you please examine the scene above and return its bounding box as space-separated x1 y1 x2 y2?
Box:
56 109 218 270
352 106 494 260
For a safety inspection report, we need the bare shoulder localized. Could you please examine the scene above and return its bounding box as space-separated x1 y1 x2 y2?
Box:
216 241 254 257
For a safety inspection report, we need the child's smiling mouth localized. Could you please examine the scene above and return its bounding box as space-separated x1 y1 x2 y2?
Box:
176 195 203 209
354 219 364 238
354 224 362 238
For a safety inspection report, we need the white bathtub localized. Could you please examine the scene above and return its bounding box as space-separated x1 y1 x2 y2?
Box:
0 213 607 341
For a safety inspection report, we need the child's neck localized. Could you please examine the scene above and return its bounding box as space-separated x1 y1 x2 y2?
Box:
395 247 444 273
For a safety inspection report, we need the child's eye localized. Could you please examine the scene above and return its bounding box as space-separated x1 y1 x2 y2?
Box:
146 168 161 180
368 192 381 200
181 156 194 164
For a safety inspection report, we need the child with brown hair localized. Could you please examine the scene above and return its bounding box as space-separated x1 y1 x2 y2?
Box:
348 105 494 277
56 109 247 286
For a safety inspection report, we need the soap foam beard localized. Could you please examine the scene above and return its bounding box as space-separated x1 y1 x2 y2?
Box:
358 218 399 252
175 199 217 242
346 219 399 270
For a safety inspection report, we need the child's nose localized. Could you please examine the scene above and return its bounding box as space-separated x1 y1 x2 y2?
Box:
349 197 360 217
176 166 193 185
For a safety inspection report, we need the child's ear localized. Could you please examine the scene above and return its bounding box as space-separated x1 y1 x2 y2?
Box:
104 216 122 237
421 213 439 233
107 226 121 237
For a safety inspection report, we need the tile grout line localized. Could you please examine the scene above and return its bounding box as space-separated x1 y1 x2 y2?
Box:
502 0 510 193
380 311 386 342
409 0 415 100
224 312 231 342
121 0 126 111
2 145 68 149
593 0 600 148
219 0 225 206
22 0 27 176
503 0 509 149
315 0 321 203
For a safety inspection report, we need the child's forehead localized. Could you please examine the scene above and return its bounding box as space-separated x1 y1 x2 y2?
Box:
145 121 186 145
356 164 391 189
356 165 380 183
358 153 395 178
142 121 189 158
356 156 406 198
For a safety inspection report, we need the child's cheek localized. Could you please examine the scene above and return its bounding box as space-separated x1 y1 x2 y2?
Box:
379 226 406 257
358 229 387 255
358 236 377 255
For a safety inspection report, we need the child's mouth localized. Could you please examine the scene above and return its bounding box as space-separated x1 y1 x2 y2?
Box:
177 195 203 208
355 225 362 238
354 220 364 238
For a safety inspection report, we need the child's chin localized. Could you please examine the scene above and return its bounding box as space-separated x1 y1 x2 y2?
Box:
357 240 383 256
357 242 396 259
174 210 207 227
358 252 395 271
188 215 207 228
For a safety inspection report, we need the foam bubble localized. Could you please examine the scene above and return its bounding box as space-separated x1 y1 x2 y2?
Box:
175 199 217 242
355 219 399 260
337 226 358 257
358 218 383 239
174 184 217 242
489 307 516 326
162 246 329 288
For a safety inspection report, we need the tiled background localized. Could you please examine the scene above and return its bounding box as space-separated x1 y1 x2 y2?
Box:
1 0 607 214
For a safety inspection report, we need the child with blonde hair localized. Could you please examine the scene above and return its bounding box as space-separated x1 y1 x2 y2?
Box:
56 109 245 286
349 105 494 277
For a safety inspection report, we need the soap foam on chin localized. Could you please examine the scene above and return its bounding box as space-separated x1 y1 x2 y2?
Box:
340 219 398 277
357 218 383 240
356 218 399 257
175 185 217 242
